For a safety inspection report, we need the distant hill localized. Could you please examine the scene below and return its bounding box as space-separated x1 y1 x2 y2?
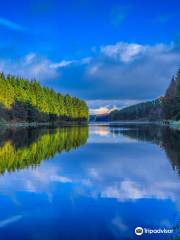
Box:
109 69 180 122
109 98 163 121
89 113 109 122
90 98 164 122
92 69 180 123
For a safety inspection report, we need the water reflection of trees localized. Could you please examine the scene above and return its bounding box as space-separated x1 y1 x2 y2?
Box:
0 126 88 174
110 124 180 175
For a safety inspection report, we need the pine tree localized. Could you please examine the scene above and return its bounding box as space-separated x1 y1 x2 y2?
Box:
163 76 176 119
174 69 180 120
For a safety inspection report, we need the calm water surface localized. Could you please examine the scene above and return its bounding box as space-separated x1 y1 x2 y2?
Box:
0 123 179 240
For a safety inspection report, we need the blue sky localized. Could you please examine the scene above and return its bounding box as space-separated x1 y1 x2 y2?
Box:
0 0 180 113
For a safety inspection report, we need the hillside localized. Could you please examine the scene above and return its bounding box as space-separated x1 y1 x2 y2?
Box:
109 98 163 121
0 72 88 124
162 70 180 120
109 69 180 122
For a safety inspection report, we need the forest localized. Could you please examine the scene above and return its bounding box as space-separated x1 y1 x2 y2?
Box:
110 69 180 121
162 69 180 120
0 72 88 123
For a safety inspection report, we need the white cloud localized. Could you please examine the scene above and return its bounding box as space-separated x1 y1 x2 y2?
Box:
101 179 180 201
0 54 92 83
0 41 180 105
80 57 92 64
24 53 36 64
28 59 59 80
87 99 142 114
87 64 100 75
0 164 72 195
112 217 128 232
0 215 22 228
101 180 146 200
0 53 59 81
83 41 180 101
90 126 110 136
100 42 173 63
49 57 92 69
101 42 145 63
51 175 72 183
90 107 111 115
0 18 24 31
88 125 137 143
50 60 74 69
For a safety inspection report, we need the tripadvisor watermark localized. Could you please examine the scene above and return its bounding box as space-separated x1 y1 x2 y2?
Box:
135 226 173 236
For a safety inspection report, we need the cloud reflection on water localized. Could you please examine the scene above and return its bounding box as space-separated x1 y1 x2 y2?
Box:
0 124 179 239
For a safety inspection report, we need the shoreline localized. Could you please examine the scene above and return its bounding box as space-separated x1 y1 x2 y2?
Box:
90 120 180 130
0 121 88 129
2 119 180 131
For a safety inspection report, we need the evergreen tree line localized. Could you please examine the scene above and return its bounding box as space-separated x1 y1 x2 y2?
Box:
163 69 180 120
110 98 163 121
0 72 88 123
110 69 180 121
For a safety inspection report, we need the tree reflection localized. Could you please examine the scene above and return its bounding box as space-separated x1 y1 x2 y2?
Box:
0 126 88 174
110 123 180 175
